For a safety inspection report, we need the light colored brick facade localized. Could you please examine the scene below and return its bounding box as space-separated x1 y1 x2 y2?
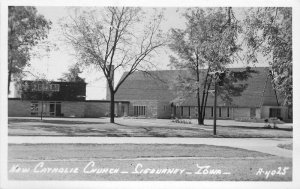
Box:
8 99 31 117
61 101 85 117
84 101 110 118
84 101 129 118
8 99 129 118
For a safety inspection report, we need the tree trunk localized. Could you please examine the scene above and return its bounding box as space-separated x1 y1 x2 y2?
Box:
8 70 12 94
195 60 204 125
202 88 208 122
197 87 203 125
213 81 217 135
8 26 14 95
110 89 115 123
199 88 206 125
8 52 14 94
202 81 212 122
40 90 44 120
199 68 211 125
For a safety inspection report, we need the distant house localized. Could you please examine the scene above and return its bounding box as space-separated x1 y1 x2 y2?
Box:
114 67 292 122
21 80 87 101
8 81 129 118
8 80 86 117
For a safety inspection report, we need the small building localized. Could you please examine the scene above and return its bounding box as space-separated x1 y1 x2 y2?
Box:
8 80 129 118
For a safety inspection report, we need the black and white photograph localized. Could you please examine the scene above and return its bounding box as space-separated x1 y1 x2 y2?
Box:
0 0 299 188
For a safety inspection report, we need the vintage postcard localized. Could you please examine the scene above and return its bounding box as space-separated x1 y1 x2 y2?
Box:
1 0 299 188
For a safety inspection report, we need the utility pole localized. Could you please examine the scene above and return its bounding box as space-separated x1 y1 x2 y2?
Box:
209 70 225 136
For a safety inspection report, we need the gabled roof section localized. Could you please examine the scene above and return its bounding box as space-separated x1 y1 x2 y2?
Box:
115 70 182 101
115 67 281 107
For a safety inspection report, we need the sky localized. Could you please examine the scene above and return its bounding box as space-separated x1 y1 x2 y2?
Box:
23 7 267 100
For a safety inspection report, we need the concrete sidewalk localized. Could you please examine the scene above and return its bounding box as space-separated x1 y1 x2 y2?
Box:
8 137 292 158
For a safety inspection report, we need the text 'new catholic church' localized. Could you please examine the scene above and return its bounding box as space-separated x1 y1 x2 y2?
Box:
8 67 292 122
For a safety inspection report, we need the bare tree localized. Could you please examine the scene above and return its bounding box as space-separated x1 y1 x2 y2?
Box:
60 7 166 123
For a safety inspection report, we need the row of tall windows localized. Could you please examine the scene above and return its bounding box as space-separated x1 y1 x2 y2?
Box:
173 106 230 118
133 106 146 116
209 107 230 118
32 84 60 92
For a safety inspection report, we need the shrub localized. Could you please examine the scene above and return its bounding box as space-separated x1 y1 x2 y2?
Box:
171 118 192 124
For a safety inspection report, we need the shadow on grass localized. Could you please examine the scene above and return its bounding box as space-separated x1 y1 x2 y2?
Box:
8 118 292 138
113 123 129 127
8 118 106 125
9 124 201 137
215 125 293 131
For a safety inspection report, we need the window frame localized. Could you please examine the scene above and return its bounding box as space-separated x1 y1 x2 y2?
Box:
133 105 146 116
30 102 39 116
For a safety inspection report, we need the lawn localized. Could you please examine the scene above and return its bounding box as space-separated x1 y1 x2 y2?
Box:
8 117 292 138
8 144 292 181
9 143 275 160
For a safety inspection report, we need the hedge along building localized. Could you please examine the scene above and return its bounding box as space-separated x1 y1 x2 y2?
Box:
8 80 129 118
114 67 292 122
